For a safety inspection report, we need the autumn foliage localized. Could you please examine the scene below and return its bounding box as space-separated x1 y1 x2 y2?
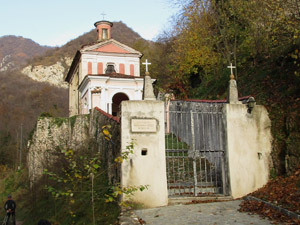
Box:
153 0 300 174
239 167 300 224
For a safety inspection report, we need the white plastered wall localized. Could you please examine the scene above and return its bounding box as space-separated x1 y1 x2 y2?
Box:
121 100 168 208
79 77 143 114
81 53 140 79
225 104 272 198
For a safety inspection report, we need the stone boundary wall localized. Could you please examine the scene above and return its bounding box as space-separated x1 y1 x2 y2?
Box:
27 107 121 185
91 107 121 184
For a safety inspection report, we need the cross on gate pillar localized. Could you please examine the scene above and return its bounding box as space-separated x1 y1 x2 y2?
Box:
142 59 156 100
227 63 240 104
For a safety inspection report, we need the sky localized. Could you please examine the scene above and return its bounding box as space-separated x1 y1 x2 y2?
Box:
0 0 179 47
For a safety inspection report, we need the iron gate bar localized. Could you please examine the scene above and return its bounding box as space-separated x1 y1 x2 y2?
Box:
165 102 228 197
190 111 197 196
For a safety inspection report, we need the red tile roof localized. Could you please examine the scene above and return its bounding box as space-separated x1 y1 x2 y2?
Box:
177 96 251 103
94 107 120 123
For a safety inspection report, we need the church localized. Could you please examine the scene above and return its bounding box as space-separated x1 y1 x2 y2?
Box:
64 20 145 117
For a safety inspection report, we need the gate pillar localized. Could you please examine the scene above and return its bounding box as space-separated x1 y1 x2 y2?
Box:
225 104 272 198
121 100 168 208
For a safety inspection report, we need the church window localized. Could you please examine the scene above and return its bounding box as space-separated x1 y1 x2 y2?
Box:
105 64 116 74
102 29 108 40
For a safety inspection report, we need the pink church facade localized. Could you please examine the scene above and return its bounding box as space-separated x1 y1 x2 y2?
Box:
65 20 144 117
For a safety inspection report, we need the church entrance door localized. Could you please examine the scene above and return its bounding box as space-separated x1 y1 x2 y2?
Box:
112 93 129 117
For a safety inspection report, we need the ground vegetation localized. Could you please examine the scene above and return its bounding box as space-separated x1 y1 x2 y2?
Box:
239 166 300 224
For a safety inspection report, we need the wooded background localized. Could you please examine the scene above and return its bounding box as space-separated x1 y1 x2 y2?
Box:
0 0 299 175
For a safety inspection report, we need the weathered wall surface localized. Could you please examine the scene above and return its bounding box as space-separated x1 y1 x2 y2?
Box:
121 100 168 208
225 104 272 198
27 108 120 184
90 107 121 185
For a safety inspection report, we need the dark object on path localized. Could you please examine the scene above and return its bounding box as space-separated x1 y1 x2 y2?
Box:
3 194 16 225
38 220 51 225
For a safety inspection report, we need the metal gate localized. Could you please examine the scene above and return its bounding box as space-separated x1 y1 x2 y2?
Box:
165 101 228 197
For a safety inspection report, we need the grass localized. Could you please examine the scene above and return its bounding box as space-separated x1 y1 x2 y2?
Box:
165 133 189 150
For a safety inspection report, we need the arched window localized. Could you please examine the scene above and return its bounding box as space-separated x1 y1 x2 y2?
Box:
105 64 116 74
102 29 108 40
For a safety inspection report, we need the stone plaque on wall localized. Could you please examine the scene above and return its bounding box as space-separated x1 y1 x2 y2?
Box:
131 118 157 133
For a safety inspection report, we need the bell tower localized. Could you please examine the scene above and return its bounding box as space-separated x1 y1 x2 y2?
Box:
94 20 113 41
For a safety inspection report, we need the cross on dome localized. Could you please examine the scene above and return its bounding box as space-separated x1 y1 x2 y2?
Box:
142 59 151 73
101 12 106 20
227 63 236 75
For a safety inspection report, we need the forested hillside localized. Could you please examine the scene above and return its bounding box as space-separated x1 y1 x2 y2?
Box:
0 71 68 167
0 36 51 71
150 0 300 175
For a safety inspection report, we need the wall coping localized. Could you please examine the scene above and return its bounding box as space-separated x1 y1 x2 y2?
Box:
173 96 251 103
94 107 120 123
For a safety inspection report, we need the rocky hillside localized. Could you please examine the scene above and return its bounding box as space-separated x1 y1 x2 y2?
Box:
0 35 51 72
22 58 72 88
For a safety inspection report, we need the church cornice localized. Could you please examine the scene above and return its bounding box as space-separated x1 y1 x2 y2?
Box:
80 39 143 57
82 51 141 58
78 74 144 92
94 20 113 28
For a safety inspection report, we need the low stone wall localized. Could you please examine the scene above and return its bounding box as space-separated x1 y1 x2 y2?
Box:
27 107 121 185
90 107 121 185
